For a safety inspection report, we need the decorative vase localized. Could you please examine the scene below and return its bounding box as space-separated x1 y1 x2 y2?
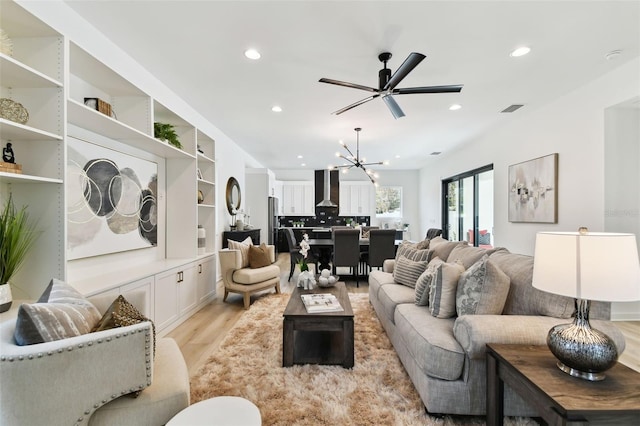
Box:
0 283 12 313
236 219 244 231
296 270 316 290
197 225 206 255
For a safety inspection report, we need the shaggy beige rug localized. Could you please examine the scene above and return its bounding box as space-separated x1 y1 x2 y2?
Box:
190 293 539 426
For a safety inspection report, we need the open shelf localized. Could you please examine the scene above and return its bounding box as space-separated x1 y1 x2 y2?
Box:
0 53 63 88
0 172 63 184
0 117 63 141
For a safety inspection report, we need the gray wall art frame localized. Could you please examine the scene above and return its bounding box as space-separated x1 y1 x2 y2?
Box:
67 136 158 260
508 153 558 223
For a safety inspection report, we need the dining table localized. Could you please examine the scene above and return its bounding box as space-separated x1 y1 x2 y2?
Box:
306 237 403 272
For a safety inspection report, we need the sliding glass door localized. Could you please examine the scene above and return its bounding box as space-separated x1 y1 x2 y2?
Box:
442 165 494 247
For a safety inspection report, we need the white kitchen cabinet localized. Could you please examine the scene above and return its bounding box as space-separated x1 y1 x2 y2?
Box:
340 181 373 216
282 181 314 216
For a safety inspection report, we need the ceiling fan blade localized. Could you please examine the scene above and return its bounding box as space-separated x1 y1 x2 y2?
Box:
332 94 380 115
382 94 405 119
319 78 378 93
394 84 464 95
383 52 426 91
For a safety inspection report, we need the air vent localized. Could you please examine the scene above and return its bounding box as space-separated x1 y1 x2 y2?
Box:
501 104 524 113
430 152 442 156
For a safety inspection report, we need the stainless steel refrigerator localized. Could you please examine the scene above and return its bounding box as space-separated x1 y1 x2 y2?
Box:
268 196 279 249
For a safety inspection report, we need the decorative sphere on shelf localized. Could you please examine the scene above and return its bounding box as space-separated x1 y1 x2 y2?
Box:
328 276 337 284
321 269 331 278
318 277 329 286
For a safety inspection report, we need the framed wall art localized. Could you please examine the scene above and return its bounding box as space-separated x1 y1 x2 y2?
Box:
67 136 158 260
508 153 558 223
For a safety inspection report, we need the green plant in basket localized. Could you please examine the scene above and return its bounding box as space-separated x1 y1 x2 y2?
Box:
0 195 39 285
154 122 183 149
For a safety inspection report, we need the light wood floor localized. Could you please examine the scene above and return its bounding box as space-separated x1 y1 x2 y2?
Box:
168 254 640 377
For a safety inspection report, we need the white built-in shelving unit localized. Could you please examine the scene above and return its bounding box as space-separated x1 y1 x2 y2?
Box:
1 2 217 334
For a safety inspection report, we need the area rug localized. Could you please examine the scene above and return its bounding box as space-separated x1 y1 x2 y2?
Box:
190 293 538 426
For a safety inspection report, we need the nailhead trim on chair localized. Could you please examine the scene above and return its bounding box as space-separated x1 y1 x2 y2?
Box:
0 327 151 426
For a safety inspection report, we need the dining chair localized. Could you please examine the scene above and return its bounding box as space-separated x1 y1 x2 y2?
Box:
331 229 361 287
285 228 317 281
362 229 397 274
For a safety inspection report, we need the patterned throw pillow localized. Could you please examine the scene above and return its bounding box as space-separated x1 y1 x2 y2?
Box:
228 236 253 268
14 279 102 346
92 295 156 359
414 257 443 306
456 255 511 316
428 261 465 318
415 239 430 250
393 256 429 288
249 243 272 268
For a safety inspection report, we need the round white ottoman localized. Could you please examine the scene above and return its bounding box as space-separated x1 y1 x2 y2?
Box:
166 396 261 426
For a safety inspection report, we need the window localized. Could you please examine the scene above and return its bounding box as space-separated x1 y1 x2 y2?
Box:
442 165 493 247
376 186 402 218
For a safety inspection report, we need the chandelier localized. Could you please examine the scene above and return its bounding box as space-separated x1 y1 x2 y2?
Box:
330 127 387 185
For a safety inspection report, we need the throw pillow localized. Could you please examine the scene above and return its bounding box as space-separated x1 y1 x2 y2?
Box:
456 256 511 316
14 278 102 346
414 257 443 306
415 239 430 250
447 244 488 269
394 240 417 262
393 256 429 288
228 236 253 268
249 243 272 268
362 230 370 239
428 261 465 318
429 238 465 262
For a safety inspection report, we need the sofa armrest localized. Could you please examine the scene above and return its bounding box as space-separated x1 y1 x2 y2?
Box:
453 315 626 360
1 319 153 426
383 259 395 273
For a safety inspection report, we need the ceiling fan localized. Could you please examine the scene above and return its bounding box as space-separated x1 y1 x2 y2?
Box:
319 52 463 119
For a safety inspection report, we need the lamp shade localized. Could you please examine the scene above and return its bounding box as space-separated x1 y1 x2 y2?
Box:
532 231 640 302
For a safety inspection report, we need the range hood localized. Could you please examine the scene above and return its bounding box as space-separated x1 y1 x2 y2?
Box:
316 169 338 207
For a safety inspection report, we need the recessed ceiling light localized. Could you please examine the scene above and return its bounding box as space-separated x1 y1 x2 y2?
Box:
244 49 261 60
271 106 282 112
297 155 303 159
301 163 306 167
510 46 531 57
395 155 401 159
449 104 462 111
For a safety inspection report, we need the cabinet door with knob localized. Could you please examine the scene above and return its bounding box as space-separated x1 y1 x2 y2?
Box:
197 256 216 303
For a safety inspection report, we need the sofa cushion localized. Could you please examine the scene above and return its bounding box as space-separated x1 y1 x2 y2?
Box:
447 245 490 269
249 243 272 269
429 261 465 318
376 283 416 324
368 270 396 300
414 257 443 306
456 256 510 315
395 303 465 380
228 236 253 268
429 237 466 262
232 264 280 285
14 279 102 346
488 249 573 318
393 256 429 288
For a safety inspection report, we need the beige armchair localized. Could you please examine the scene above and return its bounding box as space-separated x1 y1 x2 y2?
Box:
0 291 190 426
219 245 281 309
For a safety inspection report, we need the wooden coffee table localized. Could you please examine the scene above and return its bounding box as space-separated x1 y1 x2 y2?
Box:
486 344 640 425
282 282 354 368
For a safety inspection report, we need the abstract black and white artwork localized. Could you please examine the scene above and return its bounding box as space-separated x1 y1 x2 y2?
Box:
508 153 558 223
67 137 158 260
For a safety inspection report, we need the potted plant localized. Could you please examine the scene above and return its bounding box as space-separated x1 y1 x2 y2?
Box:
153 122 183 149
0 195 38 312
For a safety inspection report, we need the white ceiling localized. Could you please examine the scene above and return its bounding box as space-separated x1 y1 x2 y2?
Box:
64 0 640 171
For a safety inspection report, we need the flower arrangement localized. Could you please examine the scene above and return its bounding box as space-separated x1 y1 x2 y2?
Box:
297 233 310 272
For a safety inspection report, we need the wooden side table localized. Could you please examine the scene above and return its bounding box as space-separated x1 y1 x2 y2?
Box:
486 344 640 426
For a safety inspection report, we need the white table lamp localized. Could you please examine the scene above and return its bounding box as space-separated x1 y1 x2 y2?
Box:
532 228 640 381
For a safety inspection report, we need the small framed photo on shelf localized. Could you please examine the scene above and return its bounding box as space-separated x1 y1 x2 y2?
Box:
197 168 203 180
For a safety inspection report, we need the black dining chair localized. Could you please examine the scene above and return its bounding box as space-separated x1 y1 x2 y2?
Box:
285 228 317 281
362 229 397 274
331 229 361 287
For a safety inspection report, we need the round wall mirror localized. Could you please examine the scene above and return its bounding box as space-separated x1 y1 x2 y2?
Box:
226 177 241 214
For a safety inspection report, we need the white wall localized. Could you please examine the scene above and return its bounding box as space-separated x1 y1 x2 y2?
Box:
419 57 640 320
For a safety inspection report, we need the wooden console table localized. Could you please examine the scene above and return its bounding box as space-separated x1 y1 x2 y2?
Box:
486 344 640 426
222 229 260 248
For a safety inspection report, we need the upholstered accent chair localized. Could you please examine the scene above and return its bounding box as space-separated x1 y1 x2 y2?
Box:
0 291 189 426
219 244 281 309
362 229 397 273
332 229 361 287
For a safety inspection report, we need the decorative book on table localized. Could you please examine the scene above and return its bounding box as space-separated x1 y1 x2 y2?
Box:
300 294 344 313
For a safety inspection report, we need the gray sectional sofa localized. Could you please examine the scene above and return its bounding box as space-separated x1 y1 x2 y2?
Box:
368 237 626 416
